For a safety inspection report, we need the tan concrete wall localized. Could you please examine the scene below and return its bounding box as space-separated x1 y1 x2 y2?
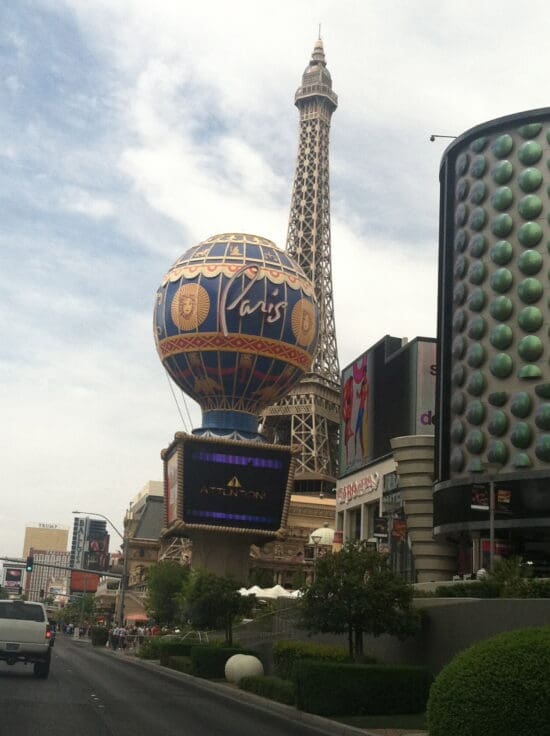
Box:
390 435 456 582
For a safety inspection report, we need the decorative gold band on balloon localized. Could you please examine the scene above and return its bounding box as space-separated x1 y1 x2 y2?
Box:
161 263 314 296
157 332 313 371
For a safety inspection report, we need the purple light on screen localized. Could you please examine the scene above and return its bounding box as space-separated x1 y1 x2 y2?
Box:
187 510 276 523
192 451 283 469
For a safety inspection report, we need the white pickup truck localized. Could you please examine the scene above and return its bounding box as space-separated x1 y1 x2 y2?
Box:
0 600 53 678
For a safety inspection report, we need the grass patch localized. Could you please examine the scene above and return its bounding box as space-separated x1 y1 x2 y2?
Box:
335 712 427 730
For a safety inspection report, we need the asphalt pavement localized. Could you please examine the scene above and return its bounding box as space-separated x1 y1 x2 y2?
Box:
0 635 372 736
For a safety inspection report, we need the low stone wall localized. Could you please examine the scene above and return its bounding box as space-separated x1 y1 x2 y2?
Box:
234 597 550 674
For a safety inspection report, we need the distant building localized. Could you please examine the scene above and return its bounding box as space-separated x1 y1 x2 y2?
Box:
70 517 109 570
125 482 164 591
22 523 68 558
25 549 70 602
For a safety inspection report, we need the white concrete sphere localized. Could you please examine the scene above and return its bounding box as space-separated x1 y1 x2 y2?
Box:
225 654 264 683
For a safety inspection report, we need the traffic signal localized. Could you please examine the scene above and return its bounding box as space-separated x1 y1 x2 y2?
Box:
26 555 34 572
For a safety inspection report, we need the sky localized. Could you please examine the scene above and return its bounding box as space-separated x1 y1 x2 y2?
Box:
3 0 550 558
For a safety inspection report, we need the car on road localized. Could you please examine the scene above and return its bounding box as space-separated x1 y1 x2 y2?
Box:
0 600 52 678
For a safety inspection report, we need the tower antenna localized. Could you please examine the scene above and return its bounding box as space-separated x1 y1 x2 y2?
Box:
318 23 322 40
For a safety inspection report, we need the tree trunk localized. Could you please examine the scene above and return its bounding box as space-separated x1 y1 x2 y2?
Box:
226 620 232 646
347 623 353 658
354 628 364 661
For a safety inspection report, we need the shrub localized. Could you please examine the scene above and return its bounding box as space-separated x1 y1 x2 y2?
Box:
433 581 500 598
239 675 295 706
273 640 353 679
523 578 550 598
166 655 192 674
190 645 256 679
294 661 432 717
90 626 109 647
427 626 550 736
158 637 208 665
136 636 163 659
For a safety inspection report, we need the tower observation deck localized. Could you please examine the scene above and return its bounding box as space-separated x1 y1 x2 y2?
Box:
262 39 340 494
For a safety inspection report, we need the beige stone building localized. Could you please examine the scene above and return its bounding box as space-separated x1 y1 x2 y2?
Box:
22 523 68 558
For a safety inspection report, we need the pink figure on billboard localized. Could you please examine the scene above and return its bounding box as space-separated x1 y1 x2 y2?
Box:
353 356 368 459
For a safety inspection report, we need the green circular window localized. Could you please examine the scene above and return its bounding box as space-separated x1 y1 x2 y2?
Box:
511 422 533 448
468 288 486 311
490 296 513 320
535 404 550 430
466 371 486 396
466 429 486 454
518 195 542 220
453 309 466 333
518 335 543 361
491 187 513 211
469 207 487 231
518 123 542 139
518 222 542 247
510 392 532 418
452 336 466 359
450 447 464 472
487 440 509 465
451 418 465 442
470 181 487 204
535 436 550 462
518 250 542 275
491 214 514 238
518 306 543 332
518 167 542 192
488 410 508 436
518 141 542 165
456 178 469 201
451 391 466 414
492 134 514 158
469 234 486 257
468 262 486 284
467 343 486 368
492 160 513 184
455 229 467 252
466 400 486 425
518 278 542 304
489 324 513 349
490 353 513 378
454 283 467 305
452 364 465 387
490 268 513 293
490 240 513 266
468 316 486 339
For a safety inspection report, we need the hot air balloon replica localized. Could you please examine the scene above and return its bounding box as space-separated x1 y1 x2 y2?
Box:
154 233 318 577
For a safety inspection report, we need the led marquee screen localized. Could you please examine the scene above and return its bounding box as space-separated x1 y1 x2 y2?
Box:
162 433 295 535
182 437 292 532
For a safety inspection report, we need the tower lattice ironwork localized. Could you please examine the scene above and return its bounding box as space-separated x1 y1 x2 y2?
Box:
262 38 340 495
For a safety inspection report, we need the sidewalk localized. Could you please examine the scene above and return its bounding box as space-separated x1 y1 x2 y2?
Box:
73 638 428 736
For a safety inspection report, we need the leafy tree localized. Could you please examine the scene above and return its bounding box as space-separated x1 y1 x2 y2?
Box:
248 567 274 588
299 541 420 660
487 556 528 596
0 587 8 600
61 593 96 625
144 560 189 626
181 570 253 645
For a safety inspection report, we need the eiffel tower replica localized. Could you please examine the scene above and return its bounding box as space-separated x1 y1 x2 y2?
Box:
261 38 340 495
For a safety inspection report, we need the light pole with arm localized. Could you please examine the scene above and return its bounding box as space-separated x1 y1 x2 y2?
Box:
72 510 128 627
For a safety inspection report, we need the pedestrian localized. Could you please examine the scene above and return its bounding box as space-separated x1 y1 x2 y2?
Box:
118 625 127 650
112 626 120 651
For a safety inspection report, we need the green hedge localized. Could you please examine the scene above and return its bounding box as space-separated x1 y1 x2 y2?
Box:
190 645 256 679
90 626 109 647
434 581 501 598
273 640 353 680
294 661 432 716
239 675 296 706
158 637 208 665
166 655 192 674
136 636 164 659
427 626 550 736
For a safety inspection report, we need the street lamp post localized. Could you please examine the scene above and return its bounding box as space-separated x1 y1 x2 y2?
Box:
311 535 322 583
72 510 128 627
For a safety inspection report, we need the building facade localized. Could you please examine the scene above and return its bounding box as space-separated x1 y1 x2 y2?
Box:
70 516 109 570
22 523 68 558
336 335 455 582
25 550 70 602
435 108 550 574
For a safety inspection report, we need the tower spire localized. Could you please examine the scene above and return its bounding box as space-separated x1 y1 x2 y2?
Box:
261 40 340 495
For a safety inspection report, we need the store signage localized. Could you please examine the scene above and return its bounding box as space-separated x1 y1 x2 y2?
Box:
391 519 408 540
336 473 380 505
374 517 388 538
